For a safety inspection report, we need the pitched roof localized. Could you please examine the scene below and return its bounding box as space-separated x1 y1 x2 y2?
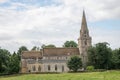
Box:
22 51 42 59
43 48 79 56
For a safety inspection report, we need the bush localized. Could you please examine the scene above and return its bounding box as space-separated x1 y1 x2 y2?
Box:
86 66 94 71
67 56 82 72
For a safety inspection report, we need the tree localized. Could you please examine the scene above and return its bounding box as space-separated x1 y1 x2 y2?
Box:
88 42 112 69
112 48 120 69
63 41 77 48
8 52 20 73
67 56 82 72
0 48 11 73
31 46 37 50
41 44 56 48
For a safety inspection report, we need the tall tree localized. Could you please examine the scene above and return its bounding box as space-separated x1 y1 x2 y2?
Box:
0 48 11 73
112 48 120 69
67 56 82 72
88 42 112 69
63 41 77 48
8 52 20 73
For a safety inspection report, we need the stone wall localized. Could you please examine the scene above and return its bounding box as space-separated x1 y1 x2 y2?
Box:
42 62 69 72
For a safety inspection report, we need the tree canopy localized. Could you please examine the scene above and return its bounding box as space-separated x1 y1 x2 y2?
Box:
63 41 78 48
0 48 11 73
31 46 40 51
112 48 120 69
88 42 112 69
8 52 20 73
67 56 82 72
41 44 56 48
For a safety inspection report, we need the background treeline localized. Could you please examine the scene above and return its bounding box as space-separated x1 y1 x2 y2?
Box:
0 41 120 75
88 42 120 70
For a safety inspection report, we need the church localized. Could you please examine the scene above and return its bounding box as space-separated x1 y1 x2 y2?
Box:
20 11 92 73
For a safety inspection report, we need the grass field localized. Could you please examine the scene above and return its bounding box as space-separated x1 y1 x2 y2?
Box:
0 70 120 80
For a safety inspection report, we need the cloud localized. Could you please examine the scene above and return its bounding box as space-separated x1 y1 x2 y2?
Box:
0 0 120 52
0 0 8 3
0 33 14 40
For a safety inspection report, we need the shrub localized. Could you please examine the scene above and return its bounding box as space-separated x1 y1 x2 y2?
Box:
86 66 94 71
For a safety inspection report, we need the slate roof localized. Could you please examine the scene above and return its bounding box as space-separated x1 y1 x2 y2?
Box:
43 48 79 56
22 51 42 59
21 48 80 58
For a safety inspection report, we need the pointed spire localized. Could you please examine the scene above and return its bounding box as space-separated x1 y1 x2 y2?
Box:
81 10 88 33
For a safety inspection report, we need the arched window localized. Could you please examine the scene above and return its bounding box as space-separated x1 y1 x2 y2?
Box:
33 65 36 71
84 40 87 45
62 65 64 72
38 65 41 72
55 65 57 71
48 65 50 71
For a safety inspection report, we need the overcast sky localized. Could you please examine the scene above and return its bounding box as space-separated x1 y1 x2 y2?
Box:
0 0 120 53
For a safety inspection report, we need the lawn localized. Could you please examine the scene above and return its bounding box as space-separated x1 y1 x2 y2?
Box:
0 70 120 80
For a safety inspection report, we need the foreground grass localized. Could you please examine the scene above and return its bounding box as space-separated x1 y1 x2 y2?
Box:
0 70 120 80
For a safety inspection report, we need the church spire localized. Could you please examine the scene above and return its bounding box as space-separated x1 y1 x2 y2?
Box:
80 10 88 34
78 10 92 68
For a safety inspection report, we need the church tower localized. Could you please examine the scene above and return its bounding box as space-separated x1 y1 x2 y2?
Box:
78 10 92 68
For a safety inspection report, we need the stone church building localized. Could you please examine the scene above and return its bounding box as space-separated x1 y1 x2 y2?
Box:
21 11 92 73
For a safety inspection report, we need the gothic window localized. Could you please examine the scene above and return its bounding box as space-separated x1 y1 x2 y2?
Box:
33 65 36 71
38 65 41 72
84 30 86 34
55 65 57 71
62 65 64 72
28 70 31 73
66 57 67 59
84 40 87 45
48 65 50 71
84 34 86 37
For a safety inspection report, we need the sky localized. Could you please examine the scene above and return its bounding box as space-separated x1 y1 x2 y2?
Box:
0 0 120 53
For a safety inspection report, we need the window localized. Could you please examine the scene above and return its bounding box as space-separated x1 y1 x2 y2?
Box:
33 65 36 71
55 65 57 71
62 65 64 72
38 65 41 72
66 57 67 59
84 40 87 45
48 65 50 71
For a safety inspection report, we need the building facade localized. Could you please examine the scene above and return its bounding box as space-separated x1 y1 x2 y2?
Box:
21 11 92 73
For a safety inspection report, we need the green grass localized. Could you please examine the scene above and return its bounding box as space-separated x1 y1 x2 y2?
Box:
0 70 120 80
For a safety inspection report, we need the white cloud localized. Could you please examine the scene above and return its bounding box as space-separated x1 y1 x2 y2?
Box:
0 0 8 3
0 0 120 52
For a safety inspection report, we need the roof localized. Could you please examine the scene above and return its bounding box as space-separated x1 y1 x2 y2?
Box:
22 51 42 59
43 48 79 56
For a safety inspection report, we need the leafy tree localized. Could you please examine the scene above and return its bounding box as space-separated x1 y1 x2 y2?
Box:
63 41 77 48
41 44 56 48
112 48 120 69
88 42 112 69
31 46 37 51
8 52 20 73
67 56 82 72
0 48 11 73
31 46 40 51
